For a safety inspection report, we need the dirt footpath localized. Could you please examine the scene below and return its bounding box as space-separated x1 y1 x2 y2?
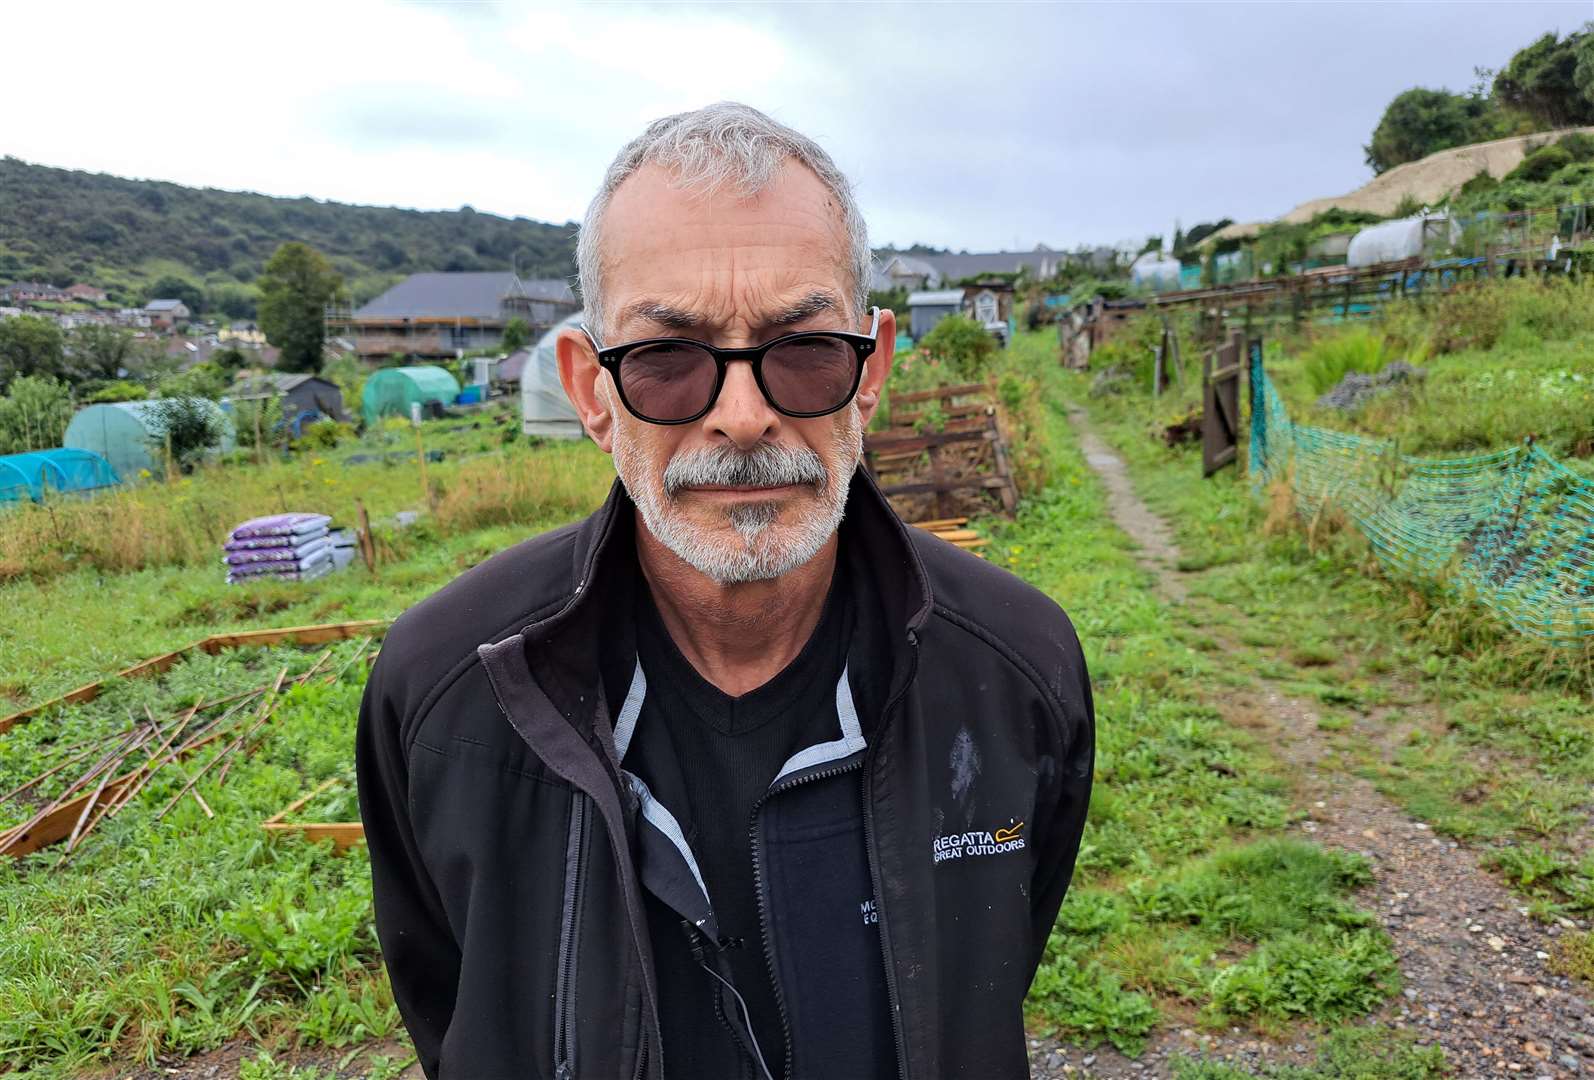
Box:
1026 412 1594 1079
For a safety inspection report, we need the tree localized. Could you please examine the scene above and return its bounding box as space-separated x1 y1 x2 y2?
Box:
143 396 223 473
501 316 532 353
1495 29 1594 129
258 242 344 373
1364 88 1499 174
0 374 73 454
67 324 139 382
0 315 66 389
148 274 205 313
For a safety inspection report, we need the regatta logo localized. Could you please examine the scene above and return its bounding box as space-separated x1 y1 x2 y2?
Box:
933 820 1026 863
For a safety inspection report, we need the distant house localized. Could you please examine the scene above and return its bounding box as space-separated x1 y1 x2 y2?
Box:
145 299 191 328
333 272 579 362
871 255 943 293
63 283 109 303
917 246 1067 283
0 281 69 304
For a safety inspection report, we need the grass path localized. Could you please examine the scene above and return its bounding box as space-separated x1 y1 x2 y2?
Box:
1034 404 1594 1079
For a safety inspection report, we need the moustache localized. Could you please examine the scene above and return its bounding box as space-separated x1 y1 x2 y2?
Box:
662 442 828 499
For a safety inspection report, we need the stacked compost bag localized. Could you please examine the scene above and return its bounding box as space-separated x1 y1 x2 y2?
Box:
224 513 333 584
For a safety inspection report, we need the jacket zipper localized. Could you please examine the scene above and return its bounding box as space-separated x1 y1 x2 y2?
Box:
866 631 921 1080
862 768 910 1080
748 757 864 1080
555 790 589 1080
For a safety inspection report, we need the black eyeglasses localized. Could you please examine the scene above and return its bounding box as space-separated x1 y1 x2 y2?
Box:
583 308 879 425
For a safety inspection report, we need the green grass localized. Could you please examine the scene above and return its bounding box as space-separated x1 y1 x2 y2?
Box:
1171 1026 1447 1079
976 353 1397 1053
1067 312 1594 925
0 333 1412 1072
0 642 394 1076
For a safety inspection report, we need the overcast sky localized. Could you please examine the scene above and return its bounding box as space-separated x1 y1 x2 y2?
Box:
5 1 1591 253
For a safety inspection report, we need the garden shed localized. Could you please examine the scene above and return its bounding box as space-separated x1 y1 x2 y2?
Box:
907 289 964 339
231 374 348 427
521 313 584 439
64 400 236 480
361 366 461 426
0 448 120 503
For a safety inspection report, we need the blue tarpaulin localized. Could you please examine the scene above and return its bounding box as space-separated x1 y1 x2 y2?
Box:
0 448 120 503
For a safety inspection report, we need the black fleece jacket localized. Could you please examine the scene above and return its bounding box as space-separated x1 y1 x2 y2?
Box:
356 470 1095 1079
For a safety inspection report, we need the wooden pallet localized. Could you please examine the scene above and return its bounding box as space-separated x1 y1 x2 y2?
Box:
867 385 1019 523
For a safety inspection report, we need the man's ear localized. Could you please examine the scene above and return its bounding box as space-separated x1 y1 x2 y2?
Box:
853 306 896 430
557 327 615 454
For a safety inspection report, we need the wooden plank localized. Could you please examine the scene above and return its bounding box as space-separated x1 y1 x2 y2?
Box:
928 529 981 542
198 620 388 652
865 428 995 455
880 477 1015 497
263 777 340 826
0 648 196 736
1 773 138 858
911 517 969 530
1 620 388 739
888 382 989 405
262 821 365 853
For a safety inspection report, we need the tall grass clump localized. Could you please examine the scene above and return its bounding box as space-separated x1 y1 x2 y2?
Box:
0 440 612 583
1300 328 1392 395
1382 274 1594 356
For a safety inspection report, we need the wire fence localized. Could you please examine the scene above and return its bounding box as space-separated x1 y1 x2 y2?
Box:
1247 343 1594 642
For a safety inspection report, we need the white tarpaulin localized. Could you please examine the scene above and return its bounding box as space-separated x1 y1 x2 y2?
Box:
521 313 586 439
1346 215 1459 268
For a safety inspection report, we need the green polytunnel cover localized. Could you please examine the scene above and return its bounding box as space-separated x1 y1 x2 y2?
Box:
361 366 462 425
63 399 236 480
0 448 120 503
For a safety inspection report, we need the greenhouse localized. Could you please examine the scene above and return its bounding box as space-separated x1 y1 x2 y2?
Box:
63 399 236 480
361 366 462 426
0 448 120 503
521 313 585 439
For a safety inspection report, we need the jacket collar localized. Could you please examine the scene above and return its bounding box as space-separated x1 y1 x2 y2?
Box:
520 466 933 732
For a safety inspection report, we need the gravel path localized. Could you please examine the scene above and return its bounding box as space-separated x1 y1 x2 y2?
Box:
1030 411 1594 1078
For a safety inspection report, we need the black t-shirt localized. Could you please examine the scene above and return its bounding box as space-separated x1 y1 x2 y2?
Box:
628 563 854 1078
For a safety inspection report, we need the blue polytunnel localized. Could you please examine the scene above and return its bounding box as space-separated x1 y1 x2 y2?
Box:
0 448 121 503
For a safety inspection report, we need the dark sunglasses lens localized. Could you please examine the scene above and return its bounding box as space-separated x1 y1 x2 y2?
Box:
762 336 859 415
619 342 718 421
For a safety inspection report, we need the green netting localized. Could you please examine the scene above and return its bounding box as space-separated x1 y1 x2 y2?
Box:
1248 345 1594 641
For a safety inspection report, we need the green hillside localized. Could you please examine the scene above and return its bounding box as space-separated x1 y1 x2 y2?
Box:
0 157 578 316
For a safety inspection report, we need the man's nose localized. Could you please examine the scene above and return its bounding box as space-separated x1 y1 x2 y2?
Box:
705 360 780 449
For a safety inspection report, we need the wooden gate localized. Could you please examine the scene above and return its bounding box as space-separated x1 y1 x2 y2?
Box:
1202 330 1246 476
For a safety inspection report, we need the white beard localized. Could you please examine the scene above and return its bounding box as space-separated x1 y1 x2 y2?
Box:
612 405 863 585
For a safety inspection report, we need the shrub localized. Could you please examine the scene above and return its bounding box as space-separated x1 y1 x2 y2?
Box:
918 314 998 382
143 396 225 473
297 418 350 450
0 373 72 453
84 379 149 403
1506 143 1573 184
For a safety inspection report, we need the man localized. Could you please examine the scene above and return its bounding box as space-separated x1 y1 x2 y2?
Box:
358 102 1093 1080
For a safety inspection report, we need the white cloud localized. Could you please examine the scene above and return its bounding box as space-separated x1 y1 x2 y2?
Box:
3 1 1589 251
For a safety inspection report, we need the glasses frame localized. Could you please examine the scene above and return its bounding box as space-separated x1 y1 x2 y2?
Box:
583 307 880 426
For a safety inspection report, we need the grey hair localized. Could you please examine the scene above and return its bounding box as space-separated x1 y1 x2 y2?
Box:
576 102 871 339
